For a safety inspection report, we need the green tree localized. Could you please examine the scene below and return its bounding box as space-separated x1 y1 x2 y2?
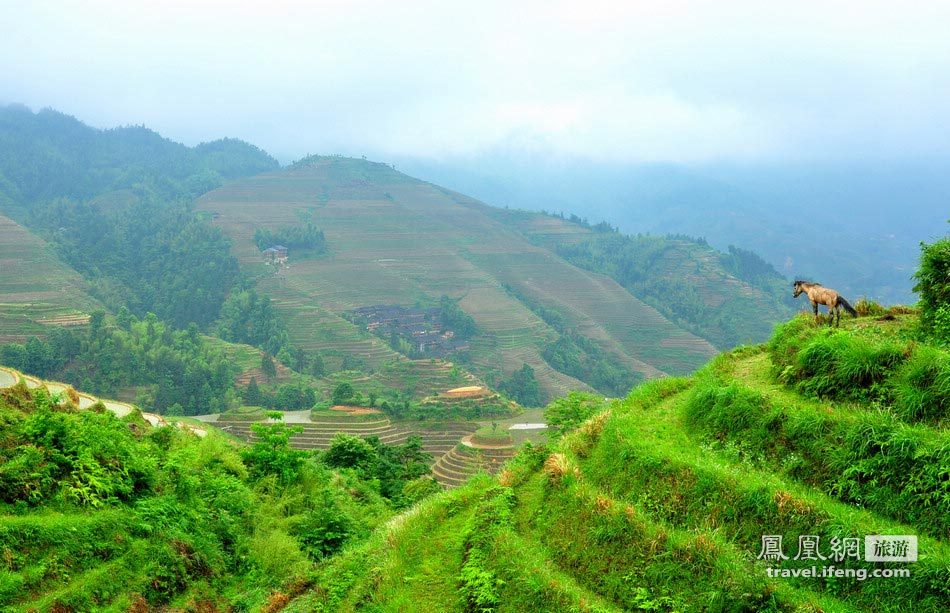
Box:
331 382 355 405
244 378 263 406
323 434 378 475
439 295 478 339
261 354 277 379
241 420 306 485
498 363 542 407
309 351 326 377
293 489 353 560
913 233 950 341
217 288 289 355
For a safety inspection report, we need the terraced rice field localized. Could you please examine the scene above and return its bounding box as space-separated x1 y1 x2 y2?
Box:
430 441 517 488
198 158 714 399
213 412 477 469
0 214 100 342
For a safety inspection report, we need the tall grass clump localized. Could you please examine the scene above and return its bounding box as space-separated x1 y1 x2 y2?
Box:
774 326 905 401
891 345 950 423
683 377 950 538
580 400 950 610
854 298 886 317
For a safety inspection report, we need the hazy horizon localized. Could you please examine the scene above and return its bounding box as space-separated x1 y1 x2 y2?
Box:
4 1 950 165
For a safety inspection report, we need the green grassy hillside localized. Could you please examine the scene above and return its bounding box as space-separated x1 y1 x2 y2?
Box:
293 312 950 612
0 213 100 342
198 156 719 401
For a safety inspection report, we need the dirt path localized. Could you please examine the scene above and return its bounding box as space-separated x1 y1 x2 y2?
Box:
0 366 204 436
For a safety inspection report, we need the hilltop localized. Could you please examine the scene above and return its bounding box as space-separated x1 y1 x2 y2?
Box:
289 311 950 612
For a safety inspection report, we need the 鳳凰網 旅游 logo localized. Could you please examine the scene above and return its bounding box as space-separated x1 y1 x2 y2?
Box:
756 534 916 581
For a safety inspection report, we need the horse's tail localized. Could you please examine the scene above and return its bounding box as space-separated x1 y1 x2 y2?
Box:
839 296 858 317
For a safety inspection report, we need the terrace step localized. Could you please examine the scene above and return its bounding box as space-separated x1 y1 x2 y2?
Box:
440 453 481 473
430 465 470 487
432 461 479 481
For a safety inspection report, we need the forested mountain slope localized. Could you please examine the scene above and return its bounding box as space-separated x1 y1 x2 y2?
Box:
0 105 278 329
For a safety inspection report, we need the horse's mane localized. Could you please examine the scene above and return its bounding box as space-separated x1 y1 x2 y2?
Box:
793 279 819 287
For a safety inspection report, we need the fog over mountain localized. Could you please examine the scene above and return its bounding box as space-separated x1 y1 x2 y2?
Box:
395 153 950 303
5 1 950 164
4 1 949 302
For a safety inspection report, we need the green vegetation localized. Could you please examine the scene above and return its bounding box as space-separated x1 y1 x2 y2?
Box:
472 424 512 445
504 283 641 396
215 287 310 367
543 391 611 439
295 306 950 612
555 231 794 348
384 395 517 421
496 364 542 407
0 384 422 610
30 194 240 328
323 433 433 504
243 380 317 411
1 313 237 415
439 295 478 339
769 313 950 425
254 223 327 252
0 368 450 611
913 231 950 342
0 105 277 330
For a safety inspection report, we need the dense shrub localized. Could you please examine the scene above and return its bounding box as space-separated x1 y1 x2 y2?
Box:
543 392 610 439
684 376 950 537
240 421 307 485
892 346 950 422
254 223 326 252
769 316 906 401
497 364 542 407
1 316 237 415
913 234 950 342
0 385 395 609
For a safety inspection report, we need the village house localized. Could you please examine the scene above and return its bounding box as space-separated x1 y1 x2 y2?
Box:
262 245 289 264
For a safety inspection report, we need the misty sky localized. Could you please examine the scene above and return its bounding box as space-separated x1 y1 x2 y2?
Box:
4 1 950 163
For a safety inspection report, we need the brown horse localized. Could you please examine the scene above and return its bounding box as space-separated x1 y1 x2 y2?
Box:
793 280 857 326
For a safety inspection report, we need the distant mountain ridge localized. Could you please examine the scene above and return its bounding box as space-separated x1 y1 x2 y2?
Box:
0 104 278 206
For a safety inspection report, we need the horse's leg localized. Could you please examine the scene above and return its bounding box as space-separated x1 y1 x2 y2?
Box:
812 300 819 322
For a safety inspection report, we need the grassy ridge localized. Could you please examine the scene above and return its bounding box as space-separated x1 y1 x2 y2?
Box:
297 313 950 612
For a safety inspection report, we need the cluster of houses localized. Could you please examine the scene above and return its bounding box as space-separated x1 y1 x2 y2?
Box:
350 305 471 357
